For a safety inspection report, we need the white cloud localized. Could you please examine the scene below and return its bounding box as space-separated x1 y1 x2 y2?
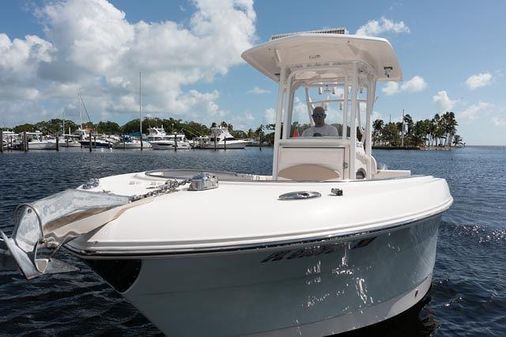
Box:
433 90 457 112
382 76 427 95
460 101 491 121
382 81 400 95
402 76 427 92
264 107 275 124
356 17 410 36
492 116 506 126
465 72 492 90
0 0 256 126
293 96 310 122
248 86 271 94
228 111 255 130
372 111 383 121
0 33 54 100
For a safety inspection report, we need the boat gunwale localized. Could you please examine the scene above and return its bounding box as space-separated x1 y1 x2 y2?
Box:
64 207 451 259
141 168 422 183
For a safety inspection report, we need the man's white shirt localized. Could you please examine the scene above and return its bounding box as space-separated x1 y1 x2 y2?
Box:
302 124 338 137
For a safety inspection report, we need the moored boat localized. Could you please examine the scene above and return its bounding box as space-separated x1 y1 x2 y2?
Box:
147 127 191 150
194 125 248 149
13 132 57 150
0 29 452 337
112 135 152 149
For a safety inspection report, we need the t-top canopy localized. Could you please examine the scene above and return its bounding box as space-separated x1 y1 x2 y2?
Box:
241 33 402 82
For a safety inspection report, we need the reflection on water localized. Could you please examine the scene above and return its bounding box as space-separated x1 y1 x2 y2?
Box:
337 294 437 337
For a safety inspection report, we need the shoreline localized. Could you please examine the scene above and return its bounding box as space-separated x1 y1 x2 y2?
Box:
372 146 465 151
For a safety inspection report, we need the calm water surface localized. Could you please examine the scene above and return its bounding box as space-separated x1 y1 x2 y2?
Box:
0 146 505 336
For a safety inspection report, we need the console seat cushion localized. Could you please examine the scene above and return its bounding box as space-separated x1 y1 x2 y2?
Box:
278 164 340 181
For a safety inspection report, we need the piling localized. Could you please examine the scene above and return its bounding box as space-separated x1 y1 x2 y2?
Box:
214 137 217 151
174 132 177 152
224 138 227 151
56 136 59 152
0 130 3 153
88 132 92 152
23 132 28 152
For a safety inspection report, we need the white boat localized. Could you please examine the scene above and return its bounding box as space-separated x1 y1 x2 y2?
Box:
27 139 57 150
74 128 112 148
113 135 152 149
196 125 248 149
147 127 191 150
19 132 57 150
0 30 452 337
1 130 18 150
79 138 112 148
59 135 82 147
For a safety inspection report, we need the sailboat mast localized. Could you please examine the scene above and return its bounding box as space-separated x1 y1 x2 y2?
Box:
78 91 83 129
139 72 143 150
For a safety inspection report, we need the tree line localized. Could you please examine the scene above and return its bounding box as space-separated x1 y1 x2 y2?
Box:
2 118 276 144
4 112 460 148
373 111 464 148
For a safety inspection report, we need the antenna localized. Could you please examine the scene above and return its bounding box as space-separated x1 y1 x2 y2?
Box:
139 72 143 150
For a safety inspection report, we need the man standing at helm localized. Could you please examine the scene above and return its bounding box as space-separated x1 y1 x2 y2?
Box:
302 106 338 137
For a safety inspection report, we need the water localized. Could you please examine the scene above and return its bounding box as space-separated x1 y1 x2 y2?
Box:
0 147 505 336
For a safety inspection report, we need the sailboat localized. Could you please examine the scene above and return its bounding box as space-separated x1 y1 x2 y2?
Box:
113 73 148 150
76 93 113 149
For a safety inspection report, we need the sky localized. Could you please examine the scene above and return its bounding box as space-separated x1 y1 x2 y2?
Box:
0 0 505 145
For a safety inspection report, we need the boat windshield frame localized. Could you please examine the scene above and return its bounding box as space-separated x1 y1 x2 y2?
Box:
271 60 377 180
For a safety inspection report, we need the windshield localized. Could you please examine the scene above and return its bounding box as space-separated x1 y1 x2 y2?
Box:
288 80 367 140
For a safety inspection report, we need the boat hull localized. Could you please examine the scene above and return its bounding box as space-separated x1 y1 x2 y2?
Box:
200 141 247 149
60 141 81 147
150 142 191 150
85 214 440 337
79 140 112 148
27 141 57 150
113 142 152 149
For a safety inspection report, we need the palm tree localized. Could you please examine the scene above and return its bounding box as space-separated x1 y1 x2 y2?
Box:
382 122 401 146
411 120 427 147
372 119 384 145
431 114 446 146
255 124 265 144
403 114 413 135
442 111 458 147
453 134 464 147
